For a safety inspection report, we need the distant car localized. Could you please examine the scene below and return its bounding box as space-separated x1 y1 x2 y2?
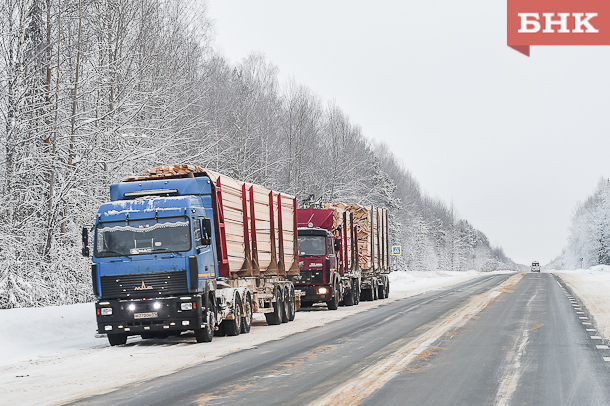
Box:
531 261 541 272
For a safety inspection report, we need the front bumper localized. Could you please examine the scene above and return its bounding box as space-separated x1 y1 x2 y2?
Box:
95 295 203 336
295 284 332 303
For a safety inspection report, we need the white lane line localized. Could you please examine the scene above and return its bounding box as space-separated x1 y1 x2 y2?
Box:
596 345 609 349
591 336 603 339
587 329 597 332
583 322 593 325
580 317 589 320
604 357 610 362
577 312 585 314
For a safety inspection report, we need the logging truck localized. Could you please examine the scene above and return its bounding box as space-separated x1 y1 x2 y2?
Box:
293 203 390 309
82 165 299 346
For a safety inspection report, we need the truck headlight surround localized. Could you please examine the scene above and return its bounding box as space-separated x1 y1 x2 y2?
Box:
318 287 328 295
101 307 113 316
181 302 193 311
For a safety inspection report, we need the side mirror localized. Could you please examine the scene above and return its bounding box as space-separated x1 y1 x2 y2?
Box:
201 218 212 246
334 239 341 252
81 227 90 257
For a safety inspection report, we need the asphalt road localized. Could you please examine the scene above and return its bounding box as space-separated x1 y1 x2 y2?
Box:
72 273 610 406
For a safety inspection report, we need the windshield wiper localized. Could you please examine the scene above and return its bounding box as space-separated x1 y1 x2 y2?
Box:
151 248 182 255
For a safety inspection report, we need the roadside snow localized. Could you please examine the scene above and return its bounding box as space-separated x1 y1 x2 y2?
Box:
0 270 504 405
551 266 610 338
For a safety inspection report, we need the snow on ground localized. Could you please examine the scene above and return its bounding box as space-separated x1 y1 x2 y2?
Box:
0 270 504 406
551 266 610 338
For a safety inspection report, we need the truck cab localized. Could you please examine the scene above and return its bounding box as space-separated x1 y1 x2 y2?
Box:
90 177 218 345
294 227 340 308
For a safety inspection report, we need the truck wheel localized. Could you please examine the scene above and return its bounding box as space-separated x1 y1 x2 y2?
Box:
281 287 290 323
265 286 282 325
385 278 390 298
377 284 385 300
225 295 242 336
241 292 253 334
287 285 296 321
327 283 339 310
107 333 127 346
195 299 215 343
344 280 355 307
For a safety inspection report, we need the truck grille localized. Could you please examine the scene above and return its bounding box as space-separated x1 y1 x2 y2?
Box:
297 269 324 284
100 271 188 299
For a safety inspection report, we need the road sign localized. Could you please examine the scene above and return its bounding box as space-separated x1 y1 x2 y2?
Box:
391 246 402 256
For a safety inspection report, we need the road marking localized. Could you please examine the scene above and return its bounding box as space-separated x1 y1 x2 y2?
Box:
586 329 597 332
591 336 603 339
577 312 585 314
583 322 593 325
604 357 610 362
309 273 526 406
579 317 589 319
596 345 609 349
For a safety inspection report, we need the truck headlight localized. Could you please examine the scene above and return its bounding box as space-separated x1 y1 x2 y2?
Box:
181 302 193 311
153 302 161 310
318 287 328 295
101 307 113 316
128 303 136 311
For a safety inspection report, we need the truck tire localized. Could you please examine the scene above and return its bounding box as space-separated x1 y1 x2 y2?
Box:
344 280 355 307
287 285 296 321
225 294 243 336
281 286 290 323
107 333 127 346
354 279 360 305
195 298 215 343
385 278 390 298
241 292 253 334
377 284 385 300
344 288 354 306
327 283 339 310
265 286 282 325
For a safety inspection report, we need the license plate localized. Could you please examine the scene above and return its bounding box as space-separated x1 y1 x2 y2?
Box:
134 312 158 319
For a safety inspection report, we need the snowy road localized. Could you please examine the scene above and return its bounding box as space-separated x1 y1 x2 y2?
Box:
69 273 526 405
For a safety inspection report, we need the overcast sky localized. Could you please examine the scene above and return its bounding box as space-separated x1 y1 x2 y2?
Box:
206 1 610 266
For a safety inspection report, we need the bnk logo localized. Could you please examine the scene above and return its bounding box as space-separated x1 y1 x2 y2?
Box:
507 0 610 56
518 13 598 33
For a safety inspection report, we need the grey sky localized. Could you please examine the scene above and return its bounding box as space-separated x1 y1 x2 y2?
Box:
206 0 610 266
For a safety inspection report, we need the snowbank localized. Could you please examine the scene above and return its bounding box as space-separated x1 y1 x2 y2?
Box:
0 270 503 405
551 266 610 338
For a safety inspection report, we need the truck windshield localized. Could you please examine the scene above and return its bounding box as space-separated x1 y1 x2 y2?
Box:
95 216 191 257
298 235 326 256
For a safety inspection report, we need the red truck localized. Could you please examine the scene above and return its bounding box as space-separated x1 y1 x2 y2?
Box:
293 203 390 309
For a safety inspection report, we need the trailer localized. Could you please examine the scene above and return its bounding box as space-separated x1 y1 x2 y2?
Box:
83 165 300 346
323 203 390 301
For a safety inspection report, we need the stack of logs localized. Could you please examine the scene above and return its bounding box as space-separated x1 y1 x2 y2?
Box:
124 165 206 181
324 202 376 271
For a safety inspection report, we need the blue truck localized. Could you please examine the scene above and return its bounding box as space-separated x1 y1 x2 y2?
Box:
82 165 300 346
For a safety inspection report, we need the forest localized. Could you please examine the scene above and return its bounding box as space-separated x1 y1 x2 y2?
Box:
550 178 610 270
0 0 518 308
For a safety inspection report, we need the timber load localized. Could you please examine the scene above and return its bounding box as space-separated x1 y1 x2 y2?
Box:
323 202 390 274
124 165 299 278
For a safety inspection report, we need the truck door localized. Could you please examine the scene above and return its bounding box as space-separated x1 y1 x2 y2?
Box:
191 216 215 290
